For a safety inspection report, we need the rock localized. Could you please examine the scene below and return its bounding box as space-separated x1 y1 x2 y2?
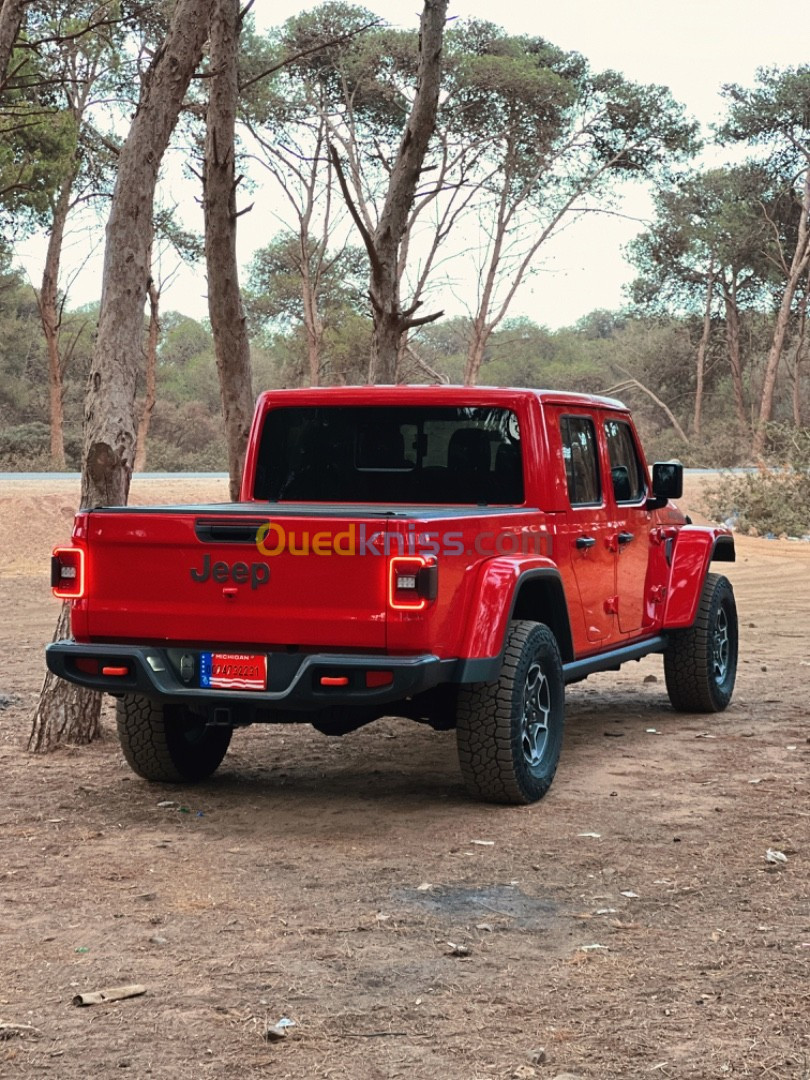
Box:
643 674 658 683
527 1047 547 1064
511 1067 536 1079
446 941 471 957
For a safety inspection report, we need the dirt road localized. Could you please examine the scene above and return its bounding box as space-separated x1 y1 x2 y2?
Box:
1 475 808 1079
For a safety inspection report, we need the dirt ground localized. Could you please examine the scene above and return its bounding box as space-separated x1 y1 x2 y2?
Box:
0 473 809 1080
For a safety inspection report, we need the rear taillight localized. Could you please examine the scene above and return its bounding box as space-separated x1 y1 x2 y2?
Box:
388 556 437 611
51 547 86 599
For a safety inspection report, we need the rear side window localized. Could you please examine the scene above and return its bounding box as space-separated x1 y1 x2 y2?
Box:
560 415 601 506
604 419 646 503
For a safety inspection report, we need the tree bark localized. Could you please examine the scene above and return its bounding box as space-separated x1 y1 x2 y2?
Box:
790 285 808 427
369 0 447 382
83 0 213 508
0 0 25 91
754 285 802 456
722 283 747 433
28 604 101 750
38 178 75 469
692 264 715 439
330 0 447 384
30 0 214 753
205 0 253 500
464 324 488 388
301 269 323 387
753 169 810 457
134 277 160 472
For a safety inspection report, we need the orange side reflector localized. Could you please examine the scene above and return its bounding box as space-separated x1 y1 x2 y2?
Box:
102 666 129 677
320 676 349 687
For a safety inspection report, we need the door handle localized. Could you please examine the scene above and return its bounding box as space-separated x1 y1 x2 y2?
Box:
575 536 596 549
617 531 634 545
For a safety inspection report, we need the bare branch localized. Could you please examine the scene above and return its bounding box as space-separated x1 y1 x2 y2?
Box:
608 364 691 445
329 141 382 279
405 306 444 329
239 18 380 93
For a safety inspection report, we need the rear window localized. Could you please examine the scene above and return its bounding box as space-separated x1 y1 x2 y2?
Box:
560 415 601 506
253 405 524 504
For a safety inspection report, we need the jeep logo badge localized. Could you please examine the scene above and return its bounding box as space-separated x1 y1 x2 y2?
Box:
190 555 270 590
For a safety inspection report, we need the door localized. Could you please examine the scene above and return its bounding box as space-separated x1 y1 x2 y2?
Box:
558 414 617 646
603 418 652 634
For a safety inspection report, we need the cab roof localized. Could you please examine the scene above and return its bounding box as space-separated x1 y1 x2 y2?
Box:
256 385 628 412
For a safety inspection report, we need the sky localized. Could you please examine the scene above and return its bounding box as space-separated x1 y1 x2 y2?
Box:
16 0 810 330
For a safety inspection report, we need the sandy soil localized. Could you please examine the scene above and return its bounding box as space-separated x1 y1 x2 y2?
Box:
1 474 809 1080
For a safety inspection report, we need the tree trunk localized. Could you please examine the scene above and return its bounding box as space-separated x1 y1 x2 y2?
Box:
753 286 800 457
331 1 447 384
369 0 447 382
38 179 74 469
205 0 253 500
29 605 101 751
0 0 25 90
300 258 322 386
304 316 322 387
463 165 513 387
464 315 490 388
790 286 808 428
753 170 810 457
83 0 213 508
134 277 160 472
370 296 406 384
692 265 715 439
723 285 747 432
30 0 214 753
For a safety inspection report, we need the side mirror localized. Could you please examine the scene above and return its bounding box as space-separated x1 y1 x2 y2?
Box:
646 461 683 510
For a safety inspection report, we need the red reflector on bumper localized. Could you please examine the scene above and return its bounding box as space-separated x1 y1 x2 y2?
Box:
75 658 100 675
365 670 393 688
320 676 349 687
102 666 129 677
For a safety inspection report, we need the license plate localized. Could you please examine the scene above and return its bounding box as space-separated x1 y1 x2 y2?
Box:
200 652 267 691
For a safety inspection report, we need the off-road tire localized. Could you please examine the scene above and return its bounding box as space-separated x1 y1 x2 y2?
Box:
664 572 738 713
116 694 232 782
456 620 564 805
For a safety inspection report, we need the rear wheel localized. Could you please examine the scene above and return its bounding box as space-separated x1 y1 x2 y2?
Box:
116 694 231 782
456 621 564 805
664 573 738 712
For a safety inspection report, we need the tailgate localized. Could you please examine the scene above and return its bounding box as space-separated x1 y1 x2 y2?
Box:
83 509 389 649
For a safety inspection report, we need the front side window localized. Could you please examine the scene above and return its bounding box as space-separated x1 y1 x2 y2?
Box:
560 415 601 506
253 405 524 504
604 419 646 503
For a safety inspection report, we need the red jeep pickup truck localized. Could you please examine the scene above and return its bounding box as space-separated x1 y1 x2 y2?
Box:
47 386 737 804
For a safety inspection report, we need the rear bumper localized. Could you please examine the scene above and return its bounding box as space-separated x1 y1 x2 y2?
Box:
45 641 483 711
